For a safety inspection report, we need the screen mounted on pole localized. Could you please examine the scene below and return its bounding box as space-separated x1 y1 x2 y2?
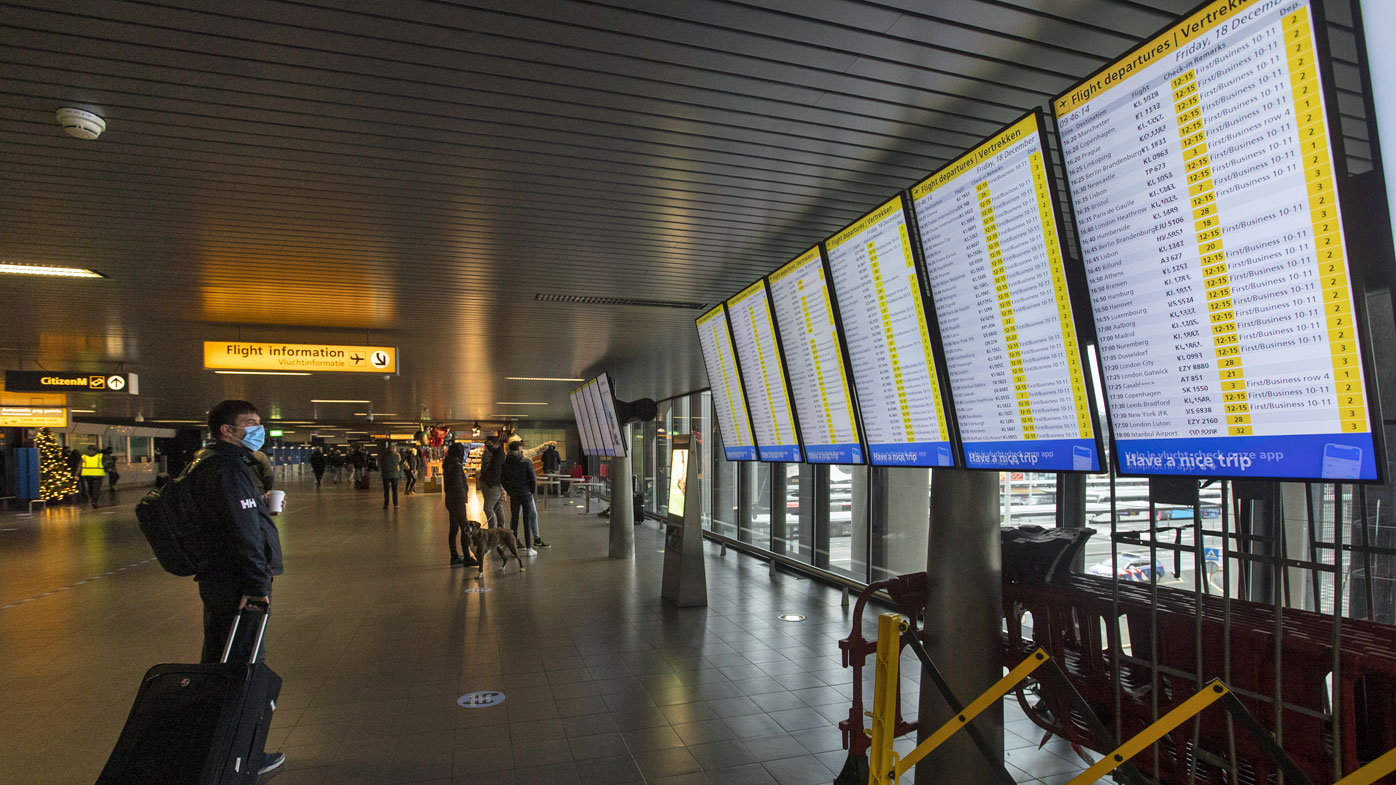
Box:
1055 0 1380 481
726 280 803 463
823 194 955 467
766 246 865 464
911 111 1102 473
594 373 628 458
696 304 758 461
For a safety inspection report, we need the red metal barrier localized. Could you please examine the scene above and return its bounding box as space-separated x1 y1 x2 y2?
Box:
1004 574 1396 784
836 573 929 775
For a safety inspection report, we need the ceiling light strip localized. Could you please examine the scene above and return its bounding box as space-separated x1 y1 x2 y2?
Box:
0 263 106 278
504 377 583 382
214 370 313 376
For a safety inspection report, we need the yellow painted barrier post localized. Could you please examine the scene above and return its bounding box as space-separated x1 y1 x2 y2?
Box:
1065 680 1230 785
868 613 905 785
1334 745 1396 785
893 648 1050 780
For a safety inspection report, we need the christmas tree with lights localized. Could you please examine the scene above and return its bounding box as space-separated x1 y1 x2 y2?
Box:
36 427 79 501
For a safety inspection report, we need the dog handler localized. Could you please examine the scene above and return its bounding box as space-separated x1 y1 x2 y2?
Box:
443 442 478 567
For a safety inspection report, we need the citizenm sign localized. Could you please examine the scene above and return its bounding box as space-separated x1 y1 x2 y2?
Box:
5 371 137 394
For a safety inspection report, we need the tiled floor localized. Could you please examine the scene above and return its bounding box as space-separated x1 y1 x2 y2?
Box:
0 473 1091 784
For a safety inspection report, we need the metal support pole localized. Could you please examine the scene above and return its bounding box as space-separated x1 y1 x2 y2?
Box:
771 464 788 556
738 461 757 544
1056 473 1089 574
608 424 634 559
917 467 1002 785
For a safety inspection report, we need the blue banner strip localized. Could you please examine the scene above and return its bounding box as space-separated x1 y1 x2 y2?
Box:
803 444 863 464
724 446 758 461
758 445 802 462
962 438 1100 472
868 442 955 467
1116 433 1378 480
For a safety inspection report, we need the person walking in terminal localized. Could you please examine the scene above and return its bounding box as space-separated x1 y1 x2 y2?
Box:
442 442 479 567
350 446 367 484
502 439 539 556
80 445 106 508
478 434 506 529
400 447 417 495
192 399 285 775
378 441 401 509
328 449 344 483
309 447 326 488
510 436 555 548
102 446 120 495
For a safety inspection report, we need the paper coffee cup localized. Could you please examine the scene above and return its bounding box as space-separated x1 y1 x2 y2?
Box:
267 490 285 515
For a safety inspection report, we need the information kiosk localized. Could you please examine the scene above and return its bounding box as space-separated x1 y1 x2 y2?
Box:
1055 0 1382 481
661 434 707 607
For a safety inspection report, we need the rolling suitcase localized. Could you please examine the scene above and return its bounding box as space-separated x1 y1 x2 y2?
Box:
96 606 281 785
355 473 371 490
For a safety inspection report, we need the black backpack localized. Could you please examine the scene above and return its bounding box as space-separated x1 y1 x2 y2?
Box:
135 457 215 576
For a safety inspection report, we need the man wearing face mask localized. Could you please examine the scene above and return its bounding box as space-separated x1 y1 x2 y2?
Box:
191 399 286 775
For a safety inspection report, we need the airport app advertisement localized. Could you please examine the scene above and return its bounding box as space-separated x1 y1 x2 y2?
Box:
823 196 954 467
1056 0 1377 479
766 247 864 464
696 304 758 461
912 112 1101 472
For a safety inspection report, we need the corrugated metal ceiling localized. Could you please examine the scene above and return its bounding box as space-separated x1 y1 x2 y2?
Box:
0 0 1371 423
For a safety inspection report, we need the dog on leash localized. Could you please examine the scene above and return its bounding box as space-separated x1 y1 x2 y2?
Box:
466 520 525 575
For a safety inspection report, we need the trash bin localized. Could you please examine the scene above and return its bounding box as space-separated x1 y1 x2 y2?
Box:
1001 525 1095 584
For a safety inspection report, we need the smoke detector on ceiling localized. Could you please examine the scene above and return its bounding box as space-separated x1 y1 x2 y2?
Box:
55 107 105 140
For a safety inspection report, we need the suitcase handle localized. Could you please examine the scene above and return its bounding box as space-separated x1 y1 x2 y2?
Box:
221 605 269 664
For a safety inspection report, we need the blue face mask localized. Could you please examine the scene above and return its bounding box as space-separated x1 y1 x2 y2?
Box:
240 424 266 451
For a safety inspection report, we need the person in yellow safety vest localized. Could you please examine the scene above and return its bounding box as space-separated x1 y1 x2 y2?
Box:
79 445 106 509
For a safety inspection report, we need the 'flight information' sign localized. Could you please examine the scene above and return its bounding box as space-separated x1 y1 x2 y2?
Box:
696 304 757 461
912 112 1101 472
1056 0 1378 480
204 342 397 374
727 281 803 462
824 195 954 467
767 247 864 464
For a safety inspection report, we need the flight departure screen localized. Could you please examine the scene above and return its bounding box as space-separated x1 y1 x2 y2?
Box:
569 387 599 457
767 246 864 464
727 280 803 462
594 373 628 458
824 195 954 467
583 379 614 458
575 381 609 457
586 380 616 458
912 112 1101 472
696 304 758 460
1056 0 1378 480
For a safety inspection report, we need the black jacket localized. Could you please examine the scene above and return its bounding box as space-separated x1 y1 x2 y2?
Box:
480 444 506 488
191 440 284 596
541 445 561 473
501 452 536 497
309 452 326 472
443 455 467 508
